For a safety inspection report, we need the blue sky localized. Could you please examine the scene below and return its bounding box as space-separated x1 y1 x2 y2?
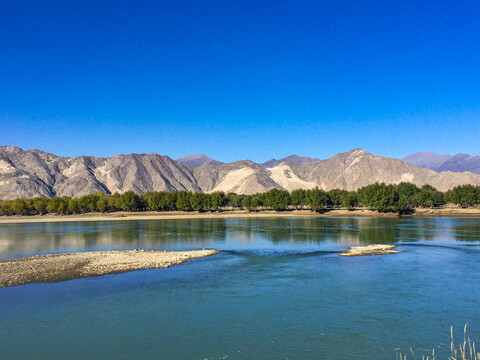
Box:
1 0 479 162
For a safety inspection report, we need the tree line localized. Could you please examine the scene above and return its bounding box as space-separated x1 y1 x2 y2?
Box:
1 183 479 216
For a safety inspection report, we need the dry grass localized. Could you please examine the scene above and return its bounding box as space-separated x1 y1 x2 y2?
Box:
396 325 480 360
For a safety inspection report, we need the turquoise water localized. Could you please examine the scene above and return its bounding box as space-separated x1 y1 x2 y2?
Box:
0 217 479 359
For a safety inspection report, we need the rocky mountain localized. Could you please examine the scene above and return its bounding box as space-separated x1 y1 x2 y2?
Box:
176 154 223 166
288 149 480 192
191 160 281 194
262 154 321 168
402 151 480 174
0 146 200 199
2 146 480 199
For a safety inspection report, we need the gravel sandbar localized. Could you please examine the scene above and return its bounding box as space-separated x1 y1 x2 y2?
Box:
0 249 219 288
340 244 403 256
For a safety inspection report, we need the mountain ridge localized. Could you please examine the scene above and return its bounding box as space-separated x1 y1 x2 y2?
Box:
261 154 321 168
176 154 223 166
2 146 480 199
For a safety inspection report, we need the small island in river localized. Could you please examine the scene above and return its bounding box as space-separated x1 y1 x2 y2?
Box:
0 249 220 288
340 244 403 256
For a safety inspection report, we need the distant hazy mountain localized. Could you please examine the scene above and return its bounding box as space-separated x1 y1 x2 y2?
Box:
402 151 480 174
262 155 321 168
436 154 480 174
2 146 480 199
176 154 223 166
401 151 452 170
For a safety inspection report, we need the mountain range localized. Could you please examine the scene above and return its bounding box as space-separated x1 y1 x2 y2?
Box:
2 146 480 199
402 151 480 174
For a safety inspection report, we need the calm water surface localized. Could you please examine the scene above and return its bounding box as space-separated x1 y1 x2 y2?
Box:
0 217 479 359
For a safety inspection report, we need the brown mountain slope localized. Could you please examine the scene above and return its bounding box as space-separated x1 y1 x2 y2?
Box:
288 149 480 191
192 160 280 194
0 147 201 199
0 146 65 198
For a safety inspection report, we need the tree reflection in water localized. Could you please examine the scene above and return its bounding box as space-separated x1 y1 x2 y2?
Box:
0 217 478 258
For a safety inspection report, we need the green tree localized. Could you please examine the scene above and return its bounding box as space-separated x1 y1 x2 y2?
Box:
410 185 445 208
11 198 27 214
46 197 69 214
395 182 420 207
79 192 105 212
328 189 349 208
33 197 48 214
225 193 243 208
445 185 480 207
46 197 60 213
210 192 226 211
96 198 108 212
291 189 307 209
57 197 69 213
190 192 206 211
251 194 264 210
0 200 11 215
175 191 192 211
107 193 121 211
306 188 331 212
143 192 162 210
341 191 358 209
117 191 142 211
162 192 178 210
263 189 291 211
68 197 80 213
242 195 263 211
357 183 403 212
242 196 253 211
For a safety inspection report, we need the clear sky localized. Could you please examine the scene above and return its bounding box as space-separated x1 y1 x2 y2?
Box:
1 0 479 162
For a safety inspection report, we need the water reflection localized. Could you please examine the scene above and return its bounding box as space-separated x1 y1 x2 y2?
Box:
226 218 440 244
450 219 480 242
0 217 479 258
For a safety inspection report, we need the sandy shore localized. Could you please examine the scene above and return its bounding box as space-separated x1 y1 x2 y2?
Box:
0 208 479 224
410 207 480 217
340 244 403 256
0 209 397 224
0 249 219 288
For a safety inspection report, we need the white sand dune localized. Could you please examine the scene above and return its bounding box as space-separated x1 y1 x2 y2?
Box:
268 164 317 191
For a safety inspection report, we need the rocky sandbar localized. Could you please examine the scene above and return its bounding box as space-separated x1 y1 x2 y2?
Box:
340 244 403 256
0 249 219 288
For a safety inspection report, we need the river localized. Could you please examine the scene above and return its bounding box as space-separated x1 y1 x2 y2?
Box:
0 217 479 359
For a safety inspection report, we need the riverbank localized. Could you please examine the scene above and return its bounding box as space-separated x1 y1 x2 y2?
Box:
0 249 219 288
0 207 480 224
